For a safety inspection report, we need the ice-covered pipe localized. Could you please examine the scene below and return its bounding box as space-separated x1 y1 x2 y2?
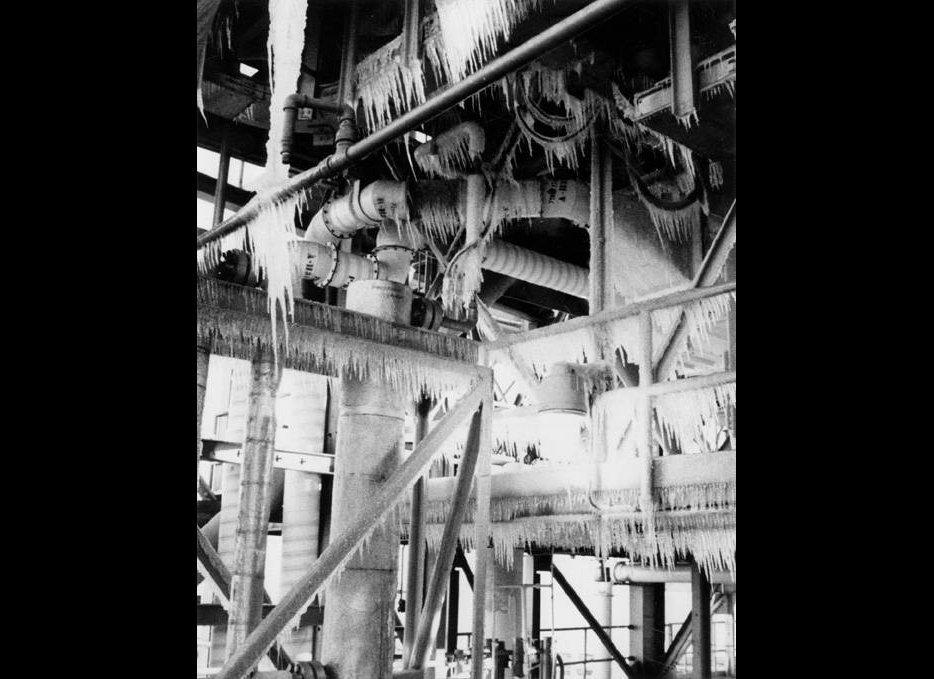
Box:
305 179 407 245
482 240 588 299
374 220 424 283
489 179 590 227
291 240 386 289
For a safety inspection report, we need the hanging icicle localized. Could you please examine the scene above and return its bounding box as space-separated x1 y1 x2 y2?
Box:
414 122 486 178
354 34 427 131
434 0 550 80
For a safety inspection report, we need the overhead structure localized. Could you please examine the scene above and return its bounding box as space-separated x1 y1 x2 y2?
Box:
196 1 735 677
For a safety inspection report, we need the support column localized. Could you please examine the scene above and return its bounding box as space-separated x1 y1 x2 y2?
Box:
226 349 283 661
588 137 613 313
691 563 712 679
628 584 665 677
280 470 322 660
320 279 412 679
471 388 494 679
485 548 526 657
197 345 210 476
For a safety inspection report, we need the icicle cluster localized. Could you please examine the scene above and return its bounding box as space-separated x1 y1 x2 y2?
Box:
423 509 735 575
354 34 427 131
197 277 482 403
655 382 735 452
200 0 310 360
414 124 486 179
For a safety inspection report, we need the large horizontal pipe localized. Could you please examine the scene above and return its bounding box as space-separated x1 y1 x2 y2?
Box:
483 240 589 299
197 0 635 251
612 564 733 585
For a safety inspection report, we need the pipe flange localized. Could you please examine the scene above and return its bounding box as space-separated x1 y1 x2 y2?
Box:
318 242 340 287
371 244 416 256
365 252 381 279
320 200 353 240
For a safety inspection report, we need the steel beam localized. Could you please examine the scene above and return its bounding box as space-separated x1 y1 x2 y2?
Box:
490 281 736 352
550 565 635 679
653 202 736 381
215 376 489 679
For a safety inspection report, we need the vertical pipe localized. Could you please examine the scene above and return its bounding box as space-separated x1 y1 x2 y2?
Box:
213 125 231 227
592 577 613 679
588 138 607 313
531 571 541 679
320 279 411 679
409 407 485 669
336 0 360 107
226 348 282 662
638 311 655 519
280 470 322 659
691 562 712 679
471 387 494 679
402 397 432 665
669 0 696 122
210 463 241 666
401 0 422 65
541 638 553 679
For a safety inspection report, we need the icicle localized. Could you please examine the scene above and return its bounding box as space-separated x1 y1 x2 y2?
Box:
354 35 427 132
414 124 486 179
434 0 549 81
197 277 482 404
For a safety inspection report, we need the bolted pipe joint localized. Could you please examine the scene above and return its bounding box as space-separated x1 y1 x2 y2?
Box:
305 179 408 245
282 93 357 165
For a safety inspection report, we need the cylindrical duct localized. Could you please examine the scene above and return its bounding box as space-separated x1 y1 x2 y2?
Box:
489 179 589 227
482 240 588 299
280 471 322 660
374 220 423 284
613 563 734 585
305 180 407 245
291 240 385 289
320 279 411 679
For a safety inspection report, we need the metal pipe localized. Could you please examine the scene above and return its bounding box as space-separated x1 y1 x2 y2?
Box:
213 125 231 227
281 93 354 165
197 0 635 250
550 566 635 679
215 376 489 679
408 406 485 669
336 0 360 107
402 398 432 666
482 241 588 299
225 348 282 662
614 563 733 585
